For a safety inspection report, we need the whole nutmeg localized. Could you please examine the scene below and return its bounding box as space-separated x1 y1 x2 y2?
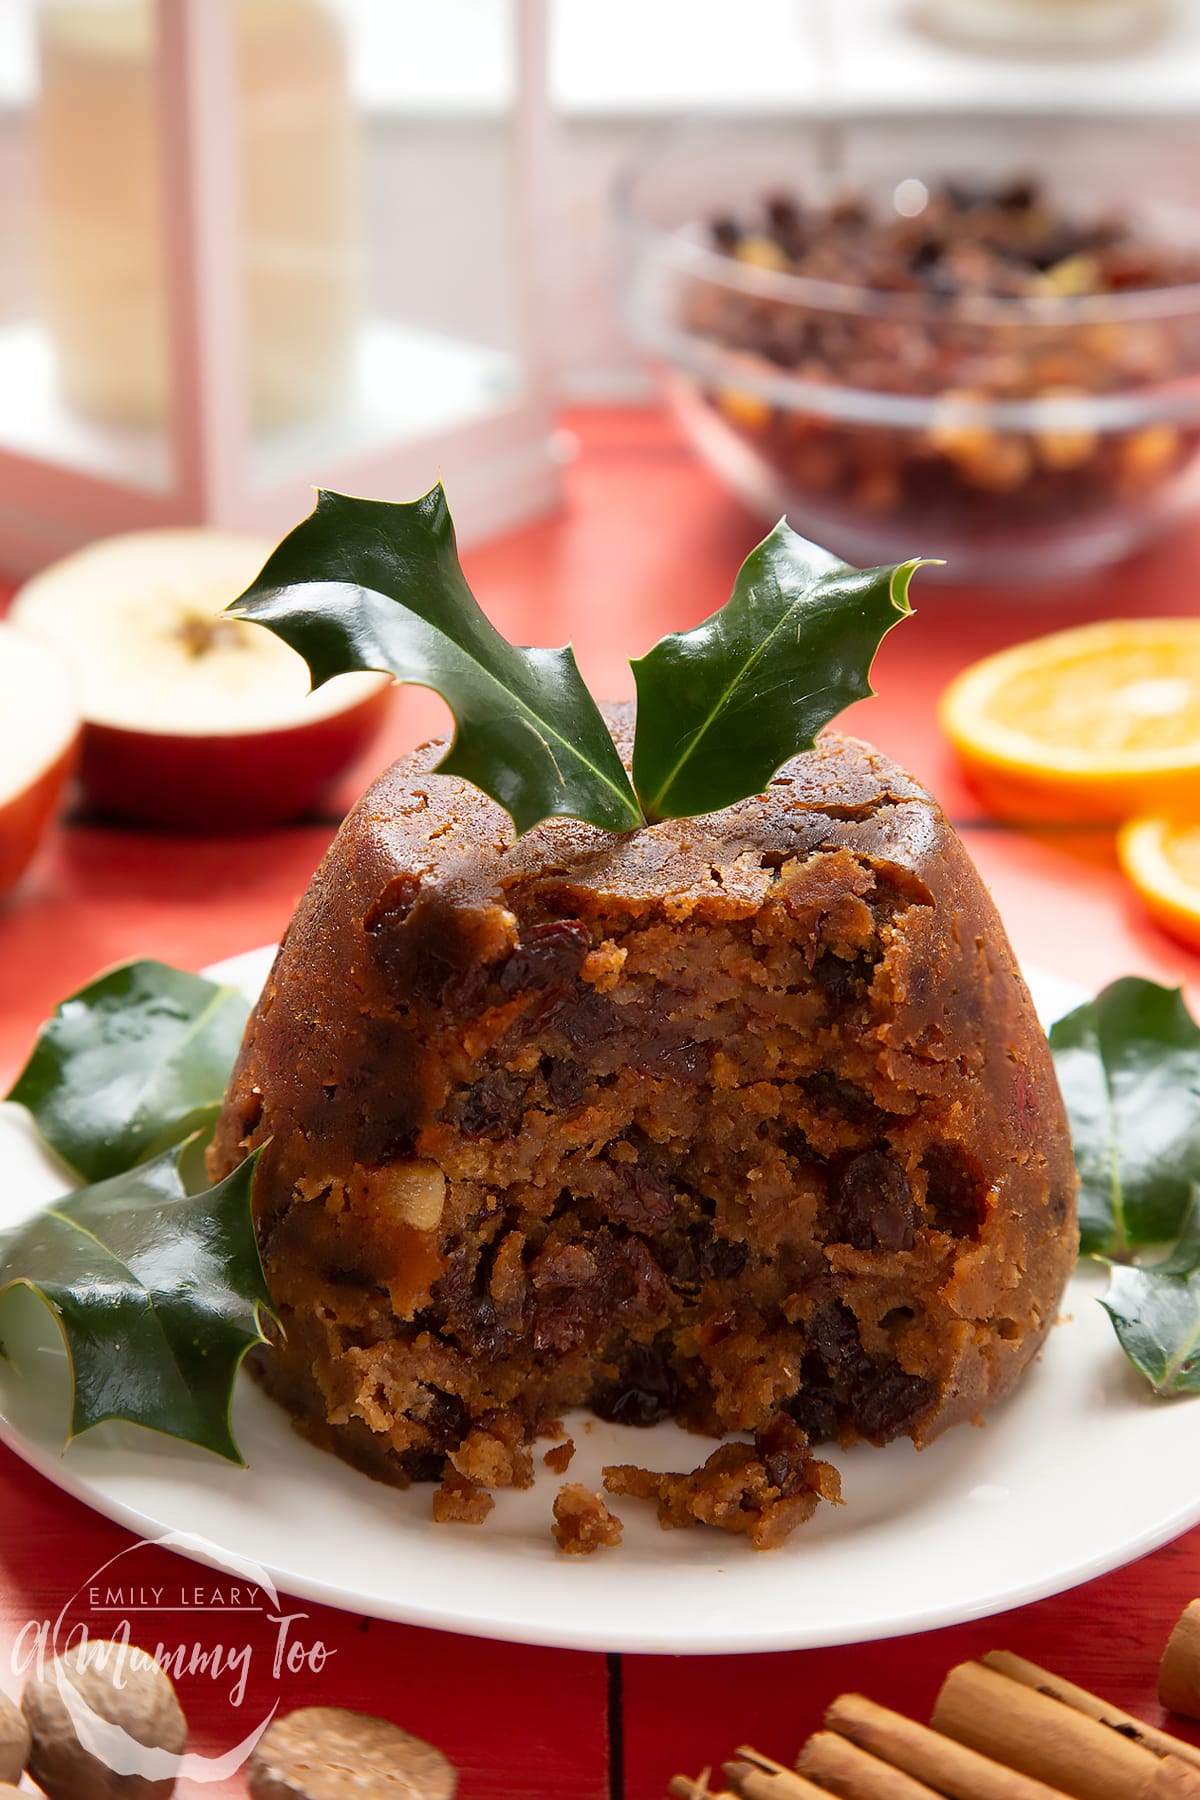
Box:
0 1687 30 1784
22 1639 187 1799
248 1708 457 1800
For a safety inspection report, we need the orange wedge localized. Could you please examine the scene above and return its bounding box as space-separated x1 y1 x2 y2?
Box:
939 620 1200 824
1118 815 1200 951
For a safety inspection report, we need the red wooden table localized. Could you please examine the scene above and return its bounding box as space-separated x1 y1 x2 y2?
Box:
3 408 1200 1799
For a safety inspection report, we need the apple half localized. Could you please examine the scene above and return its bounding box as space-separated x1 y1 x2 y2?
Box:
0 626 80 901
9 529 393 830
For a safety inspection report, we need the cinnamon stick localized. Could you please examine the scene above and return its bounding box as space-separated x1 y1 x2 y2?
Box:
1144 1765 1200 1800
722 1748 827 1799
983 1651 1200 1771
1161 1603 1200 1721
933 1662 1200 1800
825 1691 1070 1799
797 1730 943 1799
669 1775 732 1800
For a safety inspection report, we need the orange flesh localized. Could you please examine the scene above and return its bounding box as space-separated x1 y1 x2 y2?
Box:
988 645 1200 757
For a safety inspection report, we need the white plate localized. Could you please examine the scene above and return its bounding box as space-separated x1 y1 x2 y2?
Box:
1 953 1196 1656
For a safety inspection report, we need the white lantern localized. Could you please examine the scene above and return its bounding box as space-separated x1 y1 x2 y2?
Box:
0 0 560 572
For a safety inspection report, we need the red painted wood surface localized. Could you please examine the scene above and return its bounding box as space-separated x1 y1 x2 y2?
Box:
2 407 1200 1799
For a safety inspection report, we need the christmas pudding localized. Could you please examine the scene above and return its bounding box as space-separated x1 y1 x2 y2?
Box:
208 711 1077 1533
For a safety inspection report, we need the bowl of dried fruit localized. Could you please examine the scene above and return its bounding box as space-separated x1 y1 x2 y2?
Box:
617 117 1200 580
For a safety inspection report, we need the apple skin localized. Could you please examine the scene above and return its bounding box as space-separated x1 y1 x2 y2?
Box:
0 740 77 901
0 623 80 903
78 681 395 831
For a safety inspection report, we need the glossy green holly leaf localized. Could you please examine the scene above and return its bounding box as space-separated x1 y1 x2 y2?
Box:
6 960 249 1186
630 521 922 822
0 1147 272 1461
1049 976 1200 1258
229 483 644 836
1101 1193 1200 1395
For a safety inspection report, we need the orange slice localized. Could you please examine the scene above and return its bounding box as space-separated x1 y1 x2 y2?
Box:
1118 815 1200 952
939 620 1200 824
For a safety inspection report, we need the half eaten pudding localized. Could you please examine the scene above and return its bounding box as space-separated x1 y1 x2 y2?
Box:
208 710 1077 1545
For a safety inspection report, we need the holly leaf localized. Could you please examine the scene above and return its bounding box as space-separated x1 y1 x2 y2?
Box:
6 960 249 1186
1049 977 1200 1258
630 521 921 822
0 1147 273 1462
1100 1193 1200 1395
229 484 644 836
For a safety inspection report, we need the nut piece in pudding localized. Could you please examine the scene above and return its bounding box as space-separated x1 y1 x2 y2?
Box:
0 1688 30 1786
247 1707 457 1800
22 1640 186 1800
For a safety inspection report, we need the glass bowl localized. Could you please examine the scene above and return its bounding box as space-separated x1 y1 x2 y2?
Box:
616 117 1200 582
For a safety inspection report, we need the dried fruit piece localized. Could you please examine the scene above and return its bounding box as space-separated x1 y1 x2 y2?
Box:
247 1707 456 1800
689 180 1200 563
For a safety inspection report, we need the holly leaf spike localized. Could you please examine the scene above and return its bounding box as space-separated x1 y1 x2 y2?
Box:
228 483 645 837
630 520 922 823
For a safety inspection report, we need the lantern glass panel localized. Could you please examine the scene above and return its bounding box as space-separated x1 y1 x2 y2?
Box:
245 0 528 493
